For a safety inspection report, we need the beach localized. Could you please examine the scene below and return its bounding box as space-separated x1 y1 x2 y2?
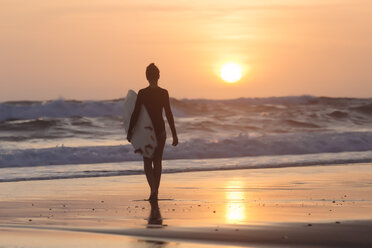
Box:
1 162 372 247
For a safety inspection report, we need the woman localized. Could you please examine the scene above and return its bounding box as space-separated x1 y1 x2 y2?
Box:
127 63 178 201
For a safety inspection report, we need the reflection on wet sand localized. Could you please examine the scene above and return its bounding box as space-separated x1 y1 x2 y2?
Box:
147 199 164 227
143 199 168 247
142 240 168 248
225 180 246 223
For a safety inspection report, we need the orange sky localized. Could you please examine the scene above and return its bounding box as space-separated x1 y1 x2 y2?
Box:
0 0 371 100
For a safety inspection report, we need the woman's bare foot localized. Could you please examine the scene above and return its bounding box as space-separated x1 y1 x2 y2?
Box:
148 192 158 201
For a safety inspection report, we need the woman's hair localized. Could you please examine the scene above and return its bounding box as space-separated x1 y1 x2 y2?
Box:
146 63 160 81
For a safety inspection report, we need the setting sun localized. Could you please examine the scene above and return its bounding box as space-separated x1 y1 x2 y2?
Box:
220 62 243 83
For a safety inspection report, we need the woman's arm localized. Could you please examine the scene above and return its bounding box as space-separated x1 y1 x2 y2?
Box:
164 90 178 146
127 92 142 142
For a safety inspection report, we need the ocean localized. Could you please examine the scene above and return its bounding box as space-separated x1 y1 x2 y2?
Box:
1 95 371 182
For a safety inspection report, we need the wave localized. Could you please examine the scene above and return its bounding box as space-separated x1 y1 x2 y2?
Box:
179 95 318 105
0 99 124 122
1 131 371 167
284 120 321 128
1 96 371 137
350 103 372 116
0 119 60 131
328 111 349 119
2 95 371 122
1 151 371 182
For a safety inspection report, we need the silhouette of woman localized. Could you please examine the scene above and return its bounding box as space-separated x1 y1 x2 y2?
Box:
127 63 178 201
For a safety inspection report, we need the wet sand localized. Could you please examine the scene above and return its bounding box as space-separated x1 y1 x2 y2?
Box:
0 163 372 247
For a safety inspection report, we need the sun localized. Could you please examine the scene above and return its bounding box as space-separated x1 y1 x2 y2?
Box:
220 62 243 83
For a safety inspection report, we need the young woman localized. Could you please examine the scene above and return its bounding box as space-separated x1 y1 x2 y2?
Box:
127 63 178 201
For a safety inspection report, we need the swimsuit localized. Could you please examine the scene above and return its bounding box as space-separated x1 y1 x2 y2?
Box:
128 86 174 159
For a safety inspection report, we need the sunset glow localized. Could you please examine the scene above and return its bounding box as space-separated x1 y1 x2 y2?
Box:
0 1 371 100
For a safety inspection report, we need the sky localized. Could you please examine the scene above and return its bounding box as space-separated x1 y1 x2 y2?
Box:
0 0 371 101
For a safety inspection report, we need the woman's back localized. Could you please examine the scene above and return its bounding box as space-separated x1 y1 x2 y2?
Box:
137 86 168 137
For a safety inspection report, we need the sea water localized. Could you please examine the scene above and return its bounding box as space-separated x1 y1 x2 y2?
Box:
0 95 371 182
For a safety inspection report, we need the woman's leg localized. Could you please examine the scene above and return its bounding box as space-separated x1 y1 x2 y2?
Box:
153 158 162 195
152 132 166 197
148 198 162 225
143 157 156 197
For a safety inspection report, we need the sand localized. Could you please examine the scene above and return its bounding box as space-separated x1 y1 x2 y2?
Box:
0 163 372 247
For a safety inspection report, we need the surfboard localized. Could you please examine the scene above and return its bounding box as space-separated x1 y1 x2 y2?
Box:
123 90 157 158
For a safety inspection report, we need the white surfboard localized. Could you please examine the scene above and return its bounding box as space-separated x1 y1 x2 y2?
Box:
123 90 157 158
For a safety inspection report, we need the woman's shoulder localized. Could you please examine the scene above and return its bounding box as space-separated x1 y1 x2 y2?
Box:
158 87 168 94
139 86 168 96
138 87 149 94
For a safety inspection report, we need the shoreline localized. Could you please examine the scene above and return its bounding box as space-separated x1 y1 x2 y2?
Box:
1 153 372 183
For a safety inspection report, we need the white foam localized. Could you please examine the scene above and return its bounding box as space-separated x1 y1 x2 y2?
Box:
1 132 371 167
1 151 371 182
0 99 124 121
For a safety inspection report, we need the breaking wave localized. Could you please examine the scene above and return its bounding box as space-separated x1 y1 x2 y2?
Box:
0 95 350 121
1 131 372 167
1 95 371 182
